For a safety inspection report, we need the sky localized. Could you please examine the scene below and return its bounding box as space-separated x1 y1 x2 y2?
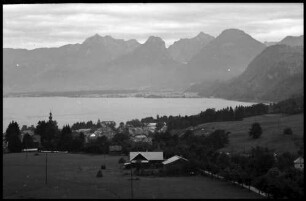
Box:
3 3 304 49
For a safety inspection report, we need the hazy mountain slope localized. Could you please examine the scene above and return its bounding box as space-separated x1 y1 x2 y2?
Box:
205 45 304 102
3 34 141 93
100 36 186 89
278 35 303 47
264 41 278 46
167 32 215 63
185 29 266 83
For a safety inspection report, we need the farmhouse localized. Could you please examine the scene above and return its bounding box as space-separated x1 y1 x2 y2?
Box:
162 155 189 175
130 152 163 162
294 156 304 170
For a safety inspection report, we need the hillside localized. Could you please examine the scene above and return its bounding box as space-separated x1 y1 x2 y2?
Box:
212 45 304 102
173 113 303 154
278 35 303 47
192 44 304 102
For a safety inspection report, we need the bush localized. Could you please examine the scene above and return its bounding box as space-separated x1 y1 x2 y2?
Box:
118 157 126 164
96 170 103 177
283 128 293 135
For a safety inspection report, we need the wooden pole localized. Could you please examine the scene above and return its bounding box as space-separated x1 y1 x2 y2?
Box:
45 153 48 184
130 165 134 199
26 140 28 159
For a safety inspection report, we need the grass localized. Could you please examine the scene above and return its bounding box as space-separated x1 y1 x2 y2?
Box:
3 153 263 199
190 113 304 154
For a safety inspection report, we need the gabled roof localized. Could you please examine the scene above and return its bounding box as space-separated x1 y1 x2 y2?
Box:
294 157 304 164
130 152 163 161
162 155 188 165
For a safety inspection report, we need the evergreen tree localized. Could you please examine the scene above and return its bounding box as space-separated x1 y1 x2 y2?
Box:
249 122 262 139
58 125 73 151
35 112 60 150
5 121 22 152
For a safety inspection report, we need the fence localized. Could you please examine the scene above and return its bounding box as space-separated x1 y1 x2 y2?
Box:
198 169 268 198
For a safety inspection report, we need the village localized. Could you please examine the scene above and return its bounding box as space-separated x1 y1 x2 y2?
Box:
3 103 304 199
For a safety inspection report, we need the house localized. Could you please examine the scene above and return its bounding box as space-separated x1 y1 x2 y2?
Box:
162 155 188 165
129 152 163 163
146 123 157 133
127 152 164 169
128 127 149 136
294 157 304 170
132 134 152 144
3 134 8 153
75 128 91 135
162 155 190 175
109 145 122 155
32 135 41 148
87 125 116 142
157 124 167 133
20 129 35 142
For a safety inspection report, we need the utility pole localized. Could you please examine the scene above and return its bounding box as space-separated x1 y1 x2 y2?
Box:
45 153 48 184
25 140 28 160
130 165 134 199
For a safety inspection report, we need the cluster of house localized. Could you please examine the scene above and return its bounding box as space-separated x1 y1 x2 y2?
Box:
127 122 167 144
73 121 167 145
74 121 117 143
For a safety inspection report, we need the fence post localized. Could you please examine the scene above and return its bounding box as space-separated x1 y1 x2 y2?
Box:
45 153 48 184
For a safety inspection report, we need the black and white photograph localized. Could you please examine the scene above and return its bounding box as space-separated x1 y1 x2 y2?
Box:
3 2 304 199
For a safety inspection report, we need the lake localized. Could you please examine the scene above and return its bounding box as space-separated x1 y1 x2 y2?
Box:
3 97 256 132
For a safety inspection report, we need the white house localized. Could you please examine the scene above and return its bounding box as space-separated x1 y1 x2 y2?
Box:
294 157 304 170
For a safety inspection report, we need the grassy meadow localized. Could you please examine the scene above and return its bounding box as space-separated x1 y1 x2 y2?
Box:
190 113 304 154
3 153 263 199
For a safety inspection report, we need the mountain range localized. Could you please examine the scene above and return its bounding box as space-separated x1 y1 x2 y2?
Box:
190 44 304 102
3 29 304 102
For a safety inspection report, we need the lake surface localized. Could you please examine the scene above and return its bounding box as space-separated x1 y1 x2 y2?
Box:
3 97 256 132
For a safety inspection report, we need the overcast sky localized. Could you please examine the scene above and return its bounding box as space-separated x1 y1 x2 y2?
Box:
3 3 304 49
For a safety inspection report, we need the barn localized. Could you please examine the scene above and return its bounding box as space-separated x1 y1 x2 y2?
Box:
162 155 190 176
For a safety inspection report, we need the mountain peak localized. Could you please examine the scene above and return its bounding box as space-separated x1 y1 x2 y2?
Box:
215 28 263 46
144 36 166 48
82 34 116 45
220 28 247 36
279 35 304 47
195 32 215 41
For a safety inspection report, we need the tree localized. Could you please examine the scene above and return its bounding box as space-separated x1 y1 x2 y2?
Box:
35 112 60 150
283 127 293 135
5 121 22 152
249 146 275 177
276 152 295 171
22 133 35 149
58 125 73 151
249 122 262 139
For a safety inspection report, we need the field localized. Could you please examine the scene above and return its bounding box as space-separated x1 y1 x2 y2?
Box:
3 153 263 199
190 113 304 154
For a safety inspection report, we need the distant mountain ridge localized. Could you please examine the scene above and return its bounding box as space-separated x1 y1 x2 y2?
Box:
168 32 215 63
184 29 266 84
3 30 304 99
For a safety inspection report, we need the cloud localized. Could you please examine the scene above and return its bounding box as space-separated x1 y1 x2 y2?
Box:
3 3 303 49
